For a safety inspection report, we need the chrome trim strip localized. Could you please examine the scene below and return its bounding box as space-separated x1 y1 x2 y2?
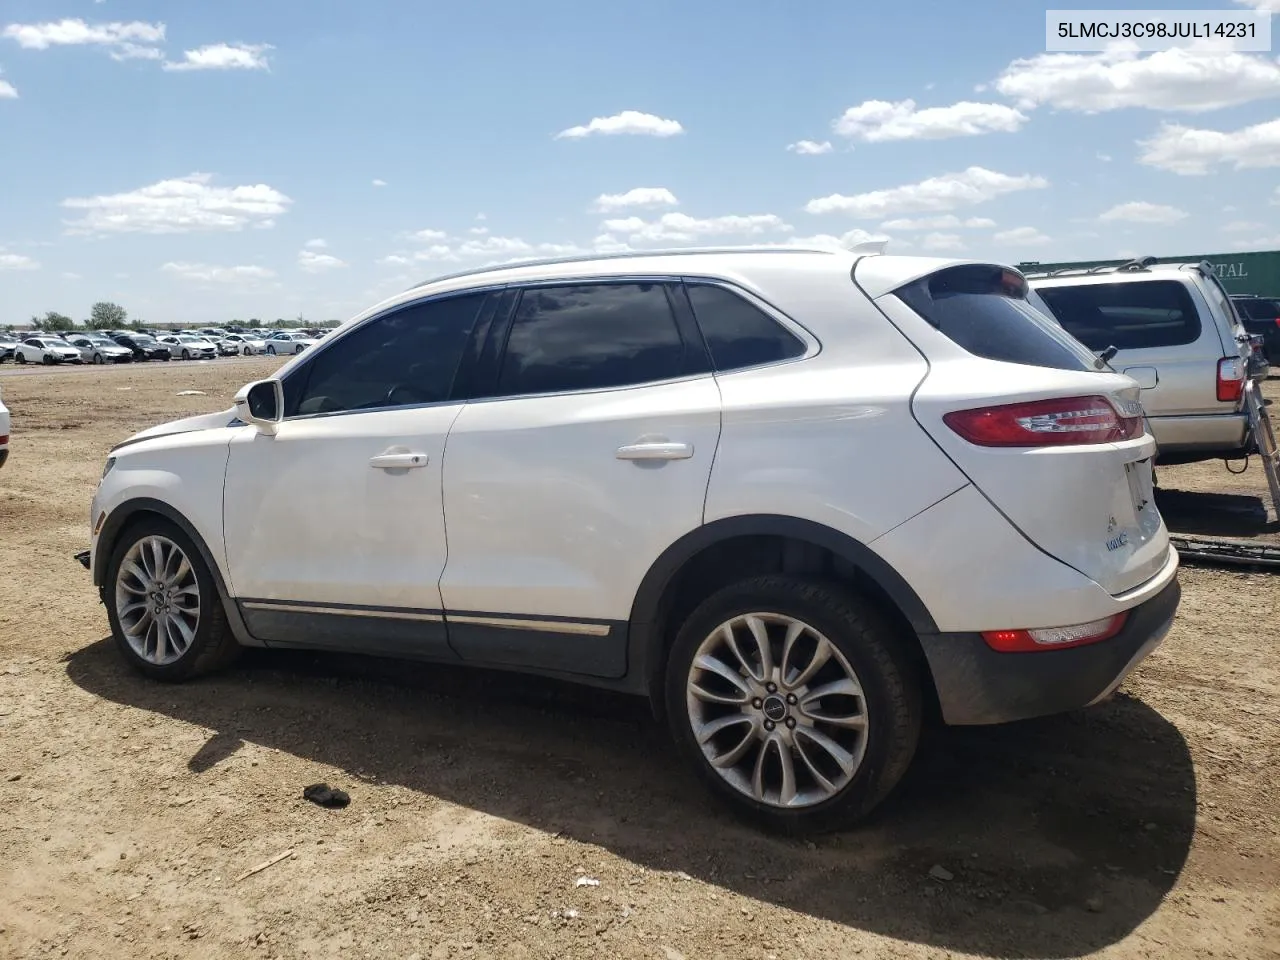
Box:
242 601 444 623
447 614 611 636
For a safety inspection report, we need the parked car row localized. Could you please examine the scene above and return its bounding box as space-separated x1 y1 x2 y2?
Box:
0 327 331 365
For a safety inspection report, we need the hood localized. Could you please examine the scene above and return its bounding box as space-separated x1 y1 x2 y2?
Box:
114 407 239 450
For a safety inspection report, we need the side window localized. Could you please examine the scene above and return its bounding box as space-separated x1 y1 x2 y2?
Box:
283 293 486 417
495 283 690 395
25 339 39 347
685 283 806 371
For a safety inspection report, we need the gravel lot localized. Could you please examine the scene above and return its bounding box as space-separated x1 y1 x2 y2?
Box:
1 363 1277 960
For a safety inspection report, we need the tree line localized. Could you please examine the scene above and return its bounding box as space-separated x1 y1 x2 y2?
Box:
5 303 336 333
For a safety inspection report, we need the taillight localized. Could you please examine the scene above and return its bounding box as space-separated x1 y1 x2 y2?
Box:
943 396 1143 447
1217 357 1244 403
0 435 7 446
982 613 1128 653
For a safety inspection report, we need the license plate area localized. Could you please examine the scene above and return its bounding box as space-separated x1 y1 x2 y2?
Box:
1125 458 1155 518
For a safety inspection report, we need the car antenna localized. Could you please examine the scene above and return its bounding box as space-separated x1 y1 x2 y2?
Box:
1095 344 1120 369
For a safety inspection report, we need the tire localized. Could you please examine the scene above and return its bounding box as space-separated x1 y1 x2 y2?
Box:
181 349 190 361
664 575 921 834
93 353 105 365
267 345 276 355
42 354 54 365
243 346 252 356
104 516 241 682
295 345 304 354
15 353 25 364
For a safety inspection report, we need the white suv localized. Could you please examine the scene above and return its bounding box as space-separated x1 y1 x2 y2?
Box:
85 248 1180 832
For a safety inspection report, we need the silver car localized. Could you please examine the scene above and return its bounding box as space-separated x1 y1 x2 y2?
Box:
69 334 133 365
1030 260 1257 465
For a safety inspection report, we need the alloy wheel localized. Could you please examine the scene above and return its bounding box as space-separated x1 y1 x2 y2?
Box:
686 612 870 809
114 535 201 665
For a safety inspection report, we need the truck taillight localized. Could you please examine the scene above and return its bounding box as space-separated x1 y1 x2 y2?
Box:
1217 357 1245 403
942 396 1143 447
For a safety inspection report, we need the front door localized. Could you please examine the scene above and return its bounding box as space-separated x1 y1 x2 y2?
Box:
439 281 722 678
223 291 492 658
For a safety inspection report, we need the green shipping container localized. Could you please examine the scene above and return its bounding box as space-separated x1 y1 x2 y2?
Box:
1015 249 1280 297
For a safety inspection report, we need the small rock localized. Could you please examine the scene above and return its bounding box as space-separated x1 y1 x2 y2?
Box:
928 864 954 882
1085 897 1104 913
1008 899 1049 916
1144 822 1158 832
661 948 686 960
575 876 600 888
5 774 20 782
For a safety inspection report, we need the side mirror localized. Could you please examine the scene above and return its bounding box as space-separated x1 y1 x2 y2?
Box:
234 379 284 435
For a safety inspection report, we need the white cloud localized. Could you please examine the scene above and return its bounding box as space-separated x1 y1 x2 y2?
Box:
1234 0 1280 10
298 250 346 273
591 187 679 212
0 75 15 99
994 47 1280 113
0 252 39 271
1096 152 1112 162
378 254 412 266
806 167 1047 218
601 211 791 244
161 262 275 282
2 18 164 51
62 271 81 280
408 228 447 242
372 178 388 187
1098 201 1188 224
879 215 995 231
469 226 489 235
833 99 1027 141
920 232 965 252
993 226 1052 246
555 110 683 139
474 212 486 220
111 42 163 62
1222 220 1266 232
1139 117 1280 174
786 139 833 155
163 42 272 72
787 228 891 251
304 238 327 249
62 173 291 234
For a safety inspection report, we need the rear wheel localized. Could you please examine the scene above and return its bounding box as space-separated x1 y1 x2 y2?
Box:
665 575 921 834
93 353 105 365
267 344 276 356
104 517 241 681
181 349 190 361
15 353 25 364
243 346 252 356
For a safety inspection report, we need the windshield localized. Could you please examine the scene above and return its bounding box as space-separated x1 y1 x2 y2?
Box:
895 264 1101 372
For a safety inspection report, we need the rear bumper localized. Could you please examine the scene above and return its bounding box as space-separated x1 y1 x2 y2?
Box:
920 576 1180 726
1149 412 1248 456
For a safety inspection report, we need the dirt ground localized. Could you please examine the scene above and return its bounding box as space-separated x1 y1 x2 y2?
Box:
1 361 1277 960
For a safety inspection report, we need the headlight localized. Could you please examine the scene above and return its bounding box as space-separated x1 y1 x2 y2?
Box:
101 457 116 480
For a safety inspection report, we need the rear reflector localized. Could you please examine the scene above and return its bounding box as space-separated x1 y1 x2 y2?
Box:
0 435 7 446
943 396 1143 447
1217 357 1245 403
982 613 1127 653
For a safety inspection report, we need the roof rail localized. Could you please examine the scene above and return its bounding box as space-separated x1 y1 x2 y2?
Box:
1023 254 1159 280
406 246 834 291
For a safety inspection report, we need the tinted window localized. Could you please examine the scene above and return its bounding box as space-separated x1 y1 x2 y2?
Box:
1037 280 1202 351
496 283 689 395
284 293 484 416
897 265 1098 371
1234 297 1280 320
685 283 805 371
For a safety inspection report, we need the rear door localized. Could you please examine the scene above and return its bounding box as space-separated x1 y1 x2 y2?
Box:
878 263 1167 595
1035 278 1222 418
439 280 721 678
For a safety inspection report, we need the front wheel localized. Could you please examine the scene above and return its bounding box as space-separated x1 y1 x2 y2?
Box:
93 353 105 365
104 518 241 681
243 346 252 356
181 349 190 361
42 354 54 365
15 353 25 364
267 345 276 355
665 575 921 834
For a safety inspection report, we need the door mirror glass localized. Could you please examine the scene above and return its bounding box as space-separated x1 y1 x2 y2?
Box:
234 379 283 434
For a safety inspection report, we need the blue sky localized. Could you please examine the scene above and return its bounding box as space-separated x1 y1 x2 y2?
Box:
3 0 1280 324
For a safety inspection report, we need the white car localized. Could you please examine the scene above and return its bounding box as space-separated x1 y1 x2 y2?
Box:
220 333 268 356
15 336 82 365
68 335 133 365
264 331 317 355
84 248 1180 832
0 386 8 468
159 334 218 361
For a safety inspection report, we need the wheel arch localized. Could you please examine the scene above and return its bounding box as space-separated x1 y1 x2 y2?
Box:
627 514 939 711
93 498 261 647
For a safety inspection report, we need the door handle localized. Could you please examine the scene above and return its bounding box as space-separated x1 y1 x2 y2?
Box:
615 441 693 461
369 452 429 469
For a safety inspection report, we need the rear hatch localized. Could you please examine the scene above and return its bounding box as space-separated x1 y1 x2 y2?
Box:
872 262 1169 596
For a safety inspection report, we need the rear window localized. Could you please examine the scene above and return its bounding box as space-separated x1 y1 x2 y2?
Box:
1036 280 1201 351
1234 298 1280 320
895 264 1099 371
